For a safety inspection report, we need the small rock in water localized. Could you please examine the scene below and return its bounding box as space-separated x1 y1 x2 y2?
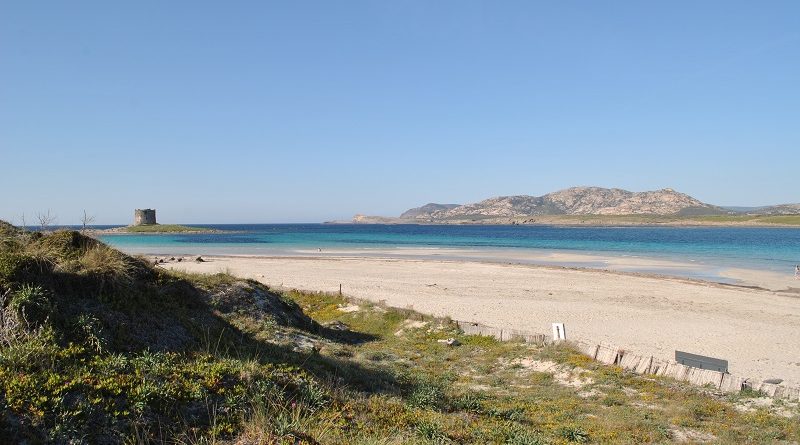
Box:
169 257 175 261
195 256 204 262
177 258 182 262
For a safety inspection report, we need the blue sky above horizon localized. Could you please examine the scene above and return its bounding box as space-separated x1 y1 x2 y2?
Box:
1 1 798 224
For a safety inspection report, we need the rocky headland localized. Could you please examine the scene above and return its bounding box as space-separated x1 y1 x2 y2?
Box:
351 186 800 226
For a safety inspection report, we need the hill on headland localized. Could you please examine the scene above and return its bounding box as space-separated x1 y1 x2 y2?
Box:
352 187 800 225
399 203 461 219
421 187 721 220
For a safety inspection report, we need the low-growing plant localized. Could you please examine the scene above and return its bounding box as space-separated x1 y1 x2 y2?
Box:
688 399 727 421
415 419 450 444
459 334 500 347
448 391 485 413
0 325 59 372
505 429 547 445
486 406 527 422
72 314 108 354
734 386 767 400
0 252 41 286
0 290 28 347
9 284 51 326
558 425 589 443
601 390 626 407
298 379 331 412
407 380 445 410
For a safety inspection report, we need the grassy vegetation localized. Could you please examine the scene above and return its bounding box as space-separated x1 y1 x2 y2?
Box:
124 224 212 233
1 221 798 443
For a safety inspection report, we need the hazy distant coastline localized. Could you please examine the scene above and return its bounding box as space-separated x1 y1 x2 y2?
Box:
343 214 800 227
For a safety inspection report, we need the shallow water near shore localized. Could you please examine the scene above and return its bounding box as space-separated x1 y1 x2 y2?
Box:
98 224 800 285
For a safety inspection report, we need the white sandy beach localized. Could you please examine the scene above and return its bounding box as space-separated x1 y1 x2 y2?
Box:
164 252 800 386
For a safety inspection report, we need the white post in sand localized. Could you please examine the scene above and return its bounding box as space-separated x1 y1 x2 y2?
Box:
552 323 567 342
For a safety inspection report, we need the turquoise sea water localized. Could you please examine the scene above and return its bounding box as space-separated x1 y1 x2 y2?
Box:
99 224 800 280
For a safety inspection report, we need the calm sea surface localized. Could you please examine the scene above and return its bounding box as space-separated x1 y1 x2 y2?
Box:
98 224 800 277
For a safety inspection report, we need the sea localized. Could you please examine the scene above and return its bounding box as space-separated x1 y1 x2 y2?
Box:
95 224 800 283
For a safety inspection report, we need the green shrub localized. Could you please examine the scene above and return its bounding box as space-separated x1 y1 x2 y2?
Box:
9 284 52 326
297 379 330 412
30 230 97 261
0 326 60 372
0 346 318 443
0 253 40 286
487 406 527 422
558 425 589 443
448 391 485 413
72 314 108 354
505 429 547 445
601 390 626 407
459 334 500 347
689 399 727 421
407 380 445 410
415 419 449 444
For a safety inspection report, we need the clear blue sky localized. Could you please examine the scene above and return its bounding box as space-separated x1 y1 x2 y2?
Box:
1 1 798 224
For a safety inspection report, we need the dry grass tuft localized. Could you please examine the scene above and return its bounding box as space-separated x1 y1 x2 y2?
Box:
0 290 26 348
79 244 135 284
0 288 47 349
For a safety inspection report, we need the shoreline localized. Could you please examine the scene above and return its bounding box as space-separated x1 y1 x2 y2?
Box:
164 253 799 295
159 252 800 387
118 245 799 292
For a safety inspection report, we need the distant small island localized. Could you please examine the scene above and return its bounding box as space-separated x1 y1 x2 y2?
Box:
90 209 219 234
108 224 217 233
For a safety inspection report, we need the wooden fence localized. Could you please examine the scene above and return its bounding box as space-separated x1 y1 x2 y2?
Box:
452 320 800 402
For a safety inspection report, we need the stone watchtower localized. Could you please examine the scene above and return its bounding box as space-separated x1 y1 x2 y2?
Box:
134 209 157 226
